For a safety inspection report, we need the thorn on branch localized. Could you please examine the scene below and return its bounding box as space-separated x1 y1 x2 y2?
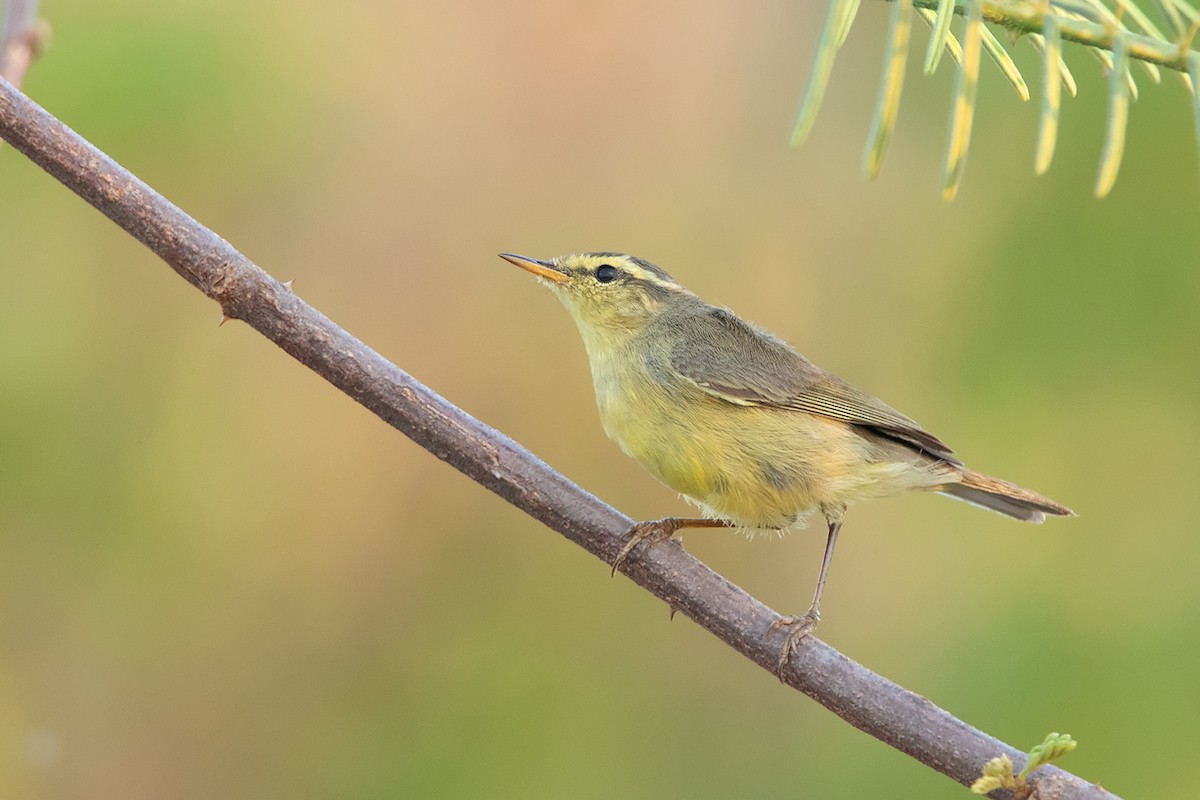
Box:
0 18 50 82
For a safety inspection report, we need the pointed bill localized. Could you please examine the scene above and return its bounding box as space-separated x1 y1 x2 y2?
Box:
499 253 570 284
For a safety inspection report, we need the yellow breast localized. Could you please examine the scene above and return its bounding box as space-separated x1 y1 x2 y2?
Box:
589 348 837 529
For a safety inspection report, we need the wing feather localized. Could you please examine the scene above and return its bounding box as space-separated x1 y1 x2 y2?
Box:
664 306 958 462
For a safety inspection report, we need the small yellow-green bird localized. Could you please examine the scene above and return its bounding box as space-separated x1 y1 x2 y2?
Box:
500 251 1073 670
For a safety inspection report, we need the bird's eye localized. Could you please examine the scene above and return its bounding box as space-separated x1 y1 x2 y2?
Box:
595 264 620 283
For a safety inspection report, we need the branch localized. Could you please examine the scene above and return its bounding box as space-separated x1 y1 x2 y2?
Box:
969 0 1198 71
0 76 1120 800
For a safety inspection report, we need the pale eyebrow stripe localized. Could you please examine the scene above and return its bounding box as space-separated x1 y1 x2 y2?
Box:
623 263 686 293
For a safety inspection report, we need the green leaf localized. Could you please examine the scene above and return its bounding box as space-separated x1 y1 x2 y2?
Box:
1018 732 1078 780
1153 0 1189 38
918 7 964 66
864 0 914 177
923 0 957 74
790 0 859 148
980 22 1030 101
1027 31 1079 97
1036 14 1064 174
1189 53 1200 186
942 0 984 200
1084 41 1141 101
970 754 1016 794
833 0 862 47
1095 34 1131 196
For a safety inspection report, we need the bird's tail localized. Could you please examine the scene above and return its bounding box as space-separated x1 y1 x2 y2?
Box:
937 470 1074 524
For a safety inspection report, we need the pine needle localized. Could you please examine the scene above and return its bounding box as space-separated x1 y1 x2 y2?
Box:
791 0 859 149
918 7 964 66
924 0 957 74
980 21 1030 101
1096 34 1132 196
1036 15 1064 174
1027 31 1079 97
1189 53 1200 186
943 0 984 201
864 0 913 177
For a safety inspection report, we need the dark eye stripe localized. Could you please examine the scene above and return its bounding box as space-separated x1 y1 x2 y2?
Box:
595 264 619 283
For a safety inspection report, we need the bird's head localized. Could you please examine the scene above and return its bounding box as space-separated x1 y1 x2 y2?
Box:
499 252 692 338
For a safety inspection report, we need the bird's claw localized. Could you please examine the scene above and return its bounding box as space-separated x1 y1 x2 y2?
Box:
767 608 820 678
610 518 678 576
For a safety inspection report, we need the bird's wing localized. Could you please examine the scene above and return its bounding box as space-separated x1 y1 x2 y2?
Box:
665 306 958 462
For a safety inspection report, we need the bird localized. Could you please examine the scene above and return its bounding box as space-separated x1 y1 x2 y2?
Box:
499 251 1073 672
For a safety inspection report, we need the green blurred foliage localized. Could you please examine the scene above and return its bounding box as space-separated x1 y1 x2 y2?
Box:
2 1 1198 798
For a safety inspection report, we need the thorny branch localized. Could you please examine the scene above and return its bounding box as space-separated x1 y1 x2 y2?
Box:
0 76 1121 799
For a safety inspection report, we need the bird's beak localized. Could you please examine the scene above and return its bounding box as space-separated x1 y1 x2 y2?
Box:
498 253 570 284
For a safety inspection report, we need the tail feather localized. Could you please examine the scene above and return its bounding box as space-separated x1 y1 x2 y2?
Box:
938 470 1074 524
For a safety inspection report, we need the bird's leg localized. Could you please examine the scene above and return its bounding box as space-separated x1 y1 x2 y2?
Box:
611 517 734 576
767 516 843 676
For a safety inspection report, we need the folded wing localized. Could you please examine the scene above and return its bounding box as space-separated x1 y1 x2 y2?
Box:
665 306 959 464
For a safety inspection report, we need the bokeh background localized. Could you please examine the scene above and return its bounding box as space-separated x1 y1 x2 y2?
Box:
2 1 1198 797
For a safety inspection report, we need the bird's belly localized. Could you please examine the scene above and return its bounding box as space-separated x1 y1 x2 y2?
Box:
598 392 882 530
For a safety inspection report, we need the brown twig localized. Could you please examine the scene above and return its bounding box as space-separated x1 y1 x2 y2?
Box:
0 76 1120 799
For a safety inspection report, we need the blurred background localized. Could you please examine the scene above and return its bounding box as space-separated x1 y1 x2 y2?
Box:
2 1 1197 797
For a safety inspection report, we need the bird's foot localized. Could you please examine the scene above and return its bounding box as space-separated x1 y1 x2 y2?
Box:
766 607 820 678
611 517 684 576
